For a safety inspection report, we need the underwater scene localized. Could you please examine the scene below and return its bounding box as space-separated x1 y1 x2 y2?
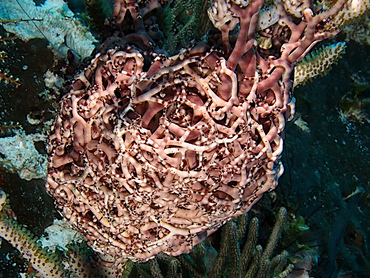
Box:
0 0 369 277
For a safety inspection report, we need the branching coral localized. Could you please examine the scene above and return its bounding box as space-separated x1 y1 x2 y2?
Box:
0 189 130 277
46 0 370 263
158 0 208 55
0 192 294 278
123 207 292 278
0 190 65 277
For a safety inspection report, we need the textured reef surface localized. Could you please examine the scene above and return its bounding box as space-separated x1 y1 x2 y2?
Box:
0 0 369 277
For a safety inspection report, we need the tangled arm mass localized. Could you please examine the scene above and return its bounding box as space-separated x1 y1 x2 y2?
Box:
45 0 368 262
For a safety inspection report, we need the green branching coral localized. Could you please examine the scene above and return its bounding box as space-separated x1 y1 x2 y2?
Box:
0 188 317 278
157 0 210 55
82 0 115 35
124 207 294 278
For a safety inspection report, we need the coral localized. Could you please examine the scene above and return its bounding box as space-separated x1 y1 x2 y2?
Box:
0 190 65 277
293 116 310 133
293 42 347 88
0 130 47 181
323 0 370 32
0 122 21 137
45 0 370 263
343 12 370 45
122 207 292 278
0 0 98 58
39 219 86 252
81 0 115 36
0 189 129 277
0 193 296 277
338 74 370 125
158 0 208 55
